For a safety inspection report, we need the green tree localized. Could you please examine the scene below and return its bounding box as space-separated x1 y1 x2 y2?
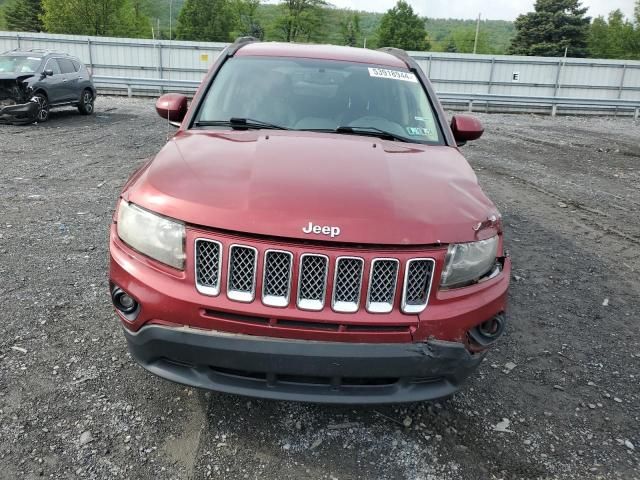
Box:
377 0 430 51
589 16 610 57
589 9 640 59
4 0 42 32
508 0 591 57
340 11 361 46
445 26 491 54
126 0 152 37
275 0 326 42
232 0 263 39
444 37 457 52
42 0 151 37
633 0 640 55
176 0 234 41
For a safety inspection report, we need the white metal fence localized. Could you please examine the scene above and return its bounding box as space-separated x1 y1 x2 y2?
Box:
2 31 640 115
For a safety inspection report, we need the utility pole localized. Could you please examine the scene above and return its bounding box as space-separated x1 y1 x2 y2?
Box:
473 13 481 54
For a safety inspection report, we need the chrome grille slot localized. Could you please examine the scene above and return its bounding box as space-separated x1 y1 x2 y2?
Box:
227 245 258 302
366 259 399 313
195 239 222 296
297 254 328 311
262 250 293 307
332 257 364 313
401 258 435 314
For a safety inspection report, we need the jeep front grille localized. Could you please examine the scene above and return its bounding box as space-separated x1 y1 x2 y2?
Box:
401 259 436 313
366 259 400 313
262 250 293 307
195 240 435 314
227 245 258 302
195 239 222 296
332 257 364 313
297 254 329 311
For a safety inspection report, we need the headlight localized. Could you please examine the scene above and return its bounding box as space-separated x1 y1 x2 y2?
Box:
117 201 185 269
440 236 498 288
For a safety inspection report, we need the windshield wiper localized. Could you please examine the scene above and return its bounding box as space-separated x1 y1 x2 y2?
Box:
307 126 411 143
194 118 290 130
336 126 412 142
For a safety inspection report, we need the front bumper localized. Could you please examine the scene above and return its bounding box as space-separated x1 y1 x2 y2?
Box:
124 324 486 404
0 101 38 125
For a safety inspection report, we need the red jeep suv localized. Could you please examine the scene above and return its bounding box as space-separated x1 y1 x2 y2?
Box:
109 38 510 404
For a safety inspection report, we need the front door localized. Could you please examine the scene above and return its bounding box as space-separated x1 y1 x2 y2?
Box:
40 58 66 104
57 58 79 103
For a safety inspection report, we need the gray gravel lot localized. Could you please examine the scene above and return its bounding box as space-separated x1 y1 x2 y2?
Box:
0 97 639 480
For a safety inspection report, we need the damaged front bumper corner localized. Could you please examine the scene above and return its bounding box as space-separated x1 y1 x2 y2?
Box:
0 100 38 125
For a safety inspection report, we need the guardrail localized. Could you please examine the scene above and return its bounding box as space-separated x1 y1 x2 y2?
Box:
92 75 640 119
93 75 200 96
440 92 640 118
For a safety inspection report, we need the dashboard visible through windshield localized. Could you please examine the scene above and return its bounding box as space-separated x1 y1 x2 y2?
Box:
194 56 444 145
0 55 42 74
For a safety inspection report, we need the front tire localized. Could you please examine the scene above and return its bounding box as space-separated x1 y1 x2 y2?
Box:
78 89 95 115
32 93 49 123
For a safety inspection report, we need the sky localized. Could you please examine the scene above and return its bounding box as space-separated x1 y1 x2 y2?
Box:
320 0 637 21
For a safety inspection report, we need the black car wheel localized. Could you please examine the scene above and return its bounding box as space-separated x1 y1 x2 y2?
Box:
78 89 94 115
32 93 49 123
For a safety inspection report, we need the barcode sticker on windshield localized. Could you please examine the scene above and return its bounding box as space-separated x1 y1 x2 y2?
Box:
368 68 418 83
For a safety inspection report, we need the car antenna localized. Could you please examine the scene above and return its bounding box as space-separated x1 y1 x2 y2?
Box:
166 109 172 142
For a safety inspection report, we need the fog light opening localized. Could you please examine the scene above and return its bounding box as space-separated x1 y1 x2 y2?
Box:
112 288 139 315
468 313 506 348
479 318 500 337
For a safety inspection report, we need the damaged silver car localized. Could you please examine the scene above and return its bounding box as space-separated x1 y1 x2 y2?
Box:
0 50 96 124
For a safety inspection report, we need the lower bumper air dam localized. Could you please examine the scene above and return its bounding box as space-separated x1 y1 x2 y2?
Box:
123 324 486 404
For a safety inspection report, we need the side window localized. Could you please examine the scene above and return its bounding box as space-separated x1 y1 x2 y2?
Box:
72 60 82 72
58 58 76 74
46 59 62 75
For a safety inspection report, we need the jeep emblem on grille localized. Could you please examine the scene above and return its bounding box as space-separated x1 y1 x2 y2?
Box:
303 222 341 238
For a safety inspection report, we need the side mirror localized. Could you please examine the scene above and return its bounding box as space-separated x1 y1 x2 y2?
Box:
155 93 188 127
43 69 53 77
451 114 484 147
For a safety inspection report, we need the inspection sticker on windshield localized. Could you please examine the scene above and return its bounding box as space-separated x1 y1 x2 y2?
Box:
368 68 418 83
406 126 432 136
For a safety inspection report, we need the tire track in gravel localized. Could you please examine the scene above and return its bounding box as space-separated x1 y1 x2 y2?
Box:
160 391 210 479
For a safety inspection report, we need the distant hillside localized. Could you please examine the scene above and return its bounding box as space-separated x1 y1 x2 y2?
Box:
144 0 185 37
426 18 515 53
256 4 514 53
0 0 515 54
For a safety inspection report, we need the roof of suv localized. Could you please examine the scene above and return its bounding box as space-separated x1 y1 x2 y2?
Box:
235 42 409 69
3 49 72 58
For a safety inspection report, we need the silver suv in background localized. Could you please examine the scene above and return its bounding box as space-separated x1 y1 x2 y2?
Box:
0 49 97 124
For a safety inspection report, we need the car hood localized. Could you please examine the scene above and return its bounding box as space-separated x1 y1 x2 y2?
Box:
0 73 34 82
125 130 500 245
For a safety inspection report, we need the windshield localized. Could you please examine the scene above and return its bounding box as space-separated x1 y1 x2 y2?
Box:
0 55 42 74
195 56 443 144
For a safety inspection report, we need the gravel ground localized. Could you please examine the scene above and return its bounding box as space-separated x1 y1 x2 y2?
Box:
0 97 639 480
